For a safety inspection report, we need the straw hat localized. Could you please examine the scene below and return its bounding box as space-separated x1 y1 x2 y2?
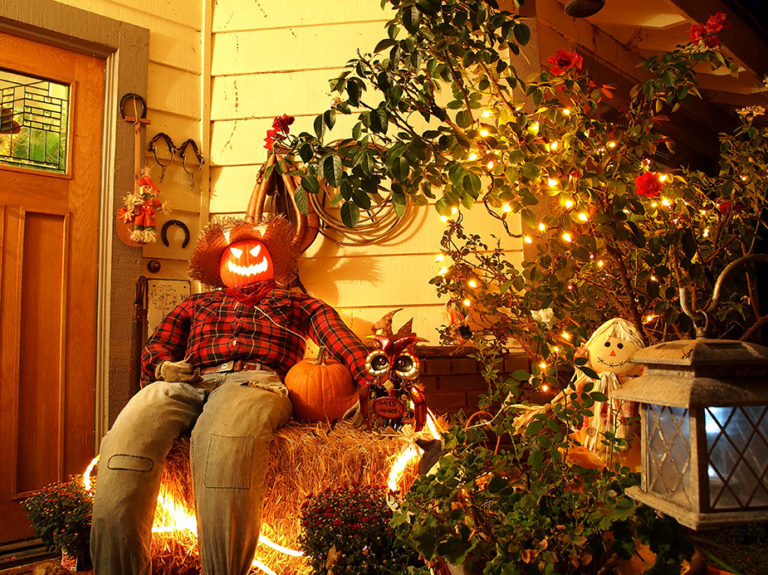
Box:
189 215 300 288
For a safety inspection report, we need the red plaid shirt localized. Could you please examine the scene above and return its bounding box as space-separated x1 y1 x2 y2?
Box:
141 285 372 386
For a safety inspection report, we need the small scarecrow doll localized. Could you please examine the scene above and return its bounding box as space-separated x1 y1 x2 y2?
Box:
515 318 645 464
117 169 168 243
91 216 373 575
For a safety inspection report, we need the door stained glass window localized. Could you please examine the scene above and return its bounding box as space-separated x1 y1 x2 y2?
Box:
0 68 69 173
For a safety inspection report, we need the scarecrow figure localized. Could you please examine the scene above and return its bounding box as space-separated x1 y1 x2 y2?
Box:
91 216 372 575
515 318 644 461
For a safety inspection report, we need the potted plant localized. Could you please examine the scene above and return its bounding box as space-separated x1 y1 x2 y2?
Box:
299 483 427 574
23 475 93 571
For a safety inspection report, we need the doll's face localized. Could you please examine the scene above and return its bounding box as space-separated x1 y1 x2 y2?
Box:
588 333 642 376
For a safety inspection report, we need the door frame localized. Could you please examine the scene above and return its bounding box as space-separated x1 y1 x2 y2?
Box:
0 0 149 440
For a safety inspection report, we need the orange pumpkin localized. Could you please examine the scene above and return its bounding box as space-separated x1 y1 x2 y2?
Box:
285 348 358 422
219 239 274 288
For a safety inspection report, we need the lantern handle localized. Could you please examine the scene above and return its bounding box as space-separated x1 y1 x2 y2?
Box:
679 253 768 338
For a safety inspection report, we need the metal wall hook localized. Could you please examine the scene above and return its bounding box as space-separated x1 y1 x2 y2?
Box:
148 132 176 182
178 138 205 190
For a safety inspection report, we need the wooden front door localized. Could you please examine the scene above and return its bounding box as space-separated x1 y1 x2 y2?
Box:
0 32 105 543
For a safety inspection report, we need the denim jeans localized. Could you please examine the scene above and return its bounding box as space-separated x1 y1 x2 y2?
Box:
91 369 292 575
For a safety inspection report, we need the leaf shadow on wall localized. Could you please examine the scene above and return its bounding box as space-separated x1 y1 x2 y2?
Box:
297 256 383 308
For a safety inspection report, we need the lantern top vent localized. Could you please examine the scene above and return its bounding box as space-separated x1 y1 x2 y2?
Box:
631 339 768 368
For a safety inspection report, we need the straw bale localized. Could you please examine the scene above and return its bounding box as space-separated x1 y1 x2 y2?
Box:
149 421 416 575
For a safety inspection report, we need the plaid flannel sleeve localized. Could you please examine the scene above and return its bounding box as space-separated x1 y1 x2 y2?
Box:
302 297 372 387
140 297 194 377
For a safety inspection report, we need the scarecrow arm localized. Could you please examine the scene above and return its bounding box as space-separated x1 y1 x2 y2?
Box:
302 296 373 388
141 298 194 377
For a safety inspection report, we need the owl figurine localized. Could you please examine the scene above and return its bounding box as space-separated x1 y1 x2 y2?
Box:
362 312 428 431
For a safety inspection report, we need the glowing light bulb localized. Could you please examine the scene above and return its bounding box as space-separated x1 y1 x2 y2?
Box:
741 175 749 182
523 235 533 244
481 110 492 118
502 203 511 213
658 173 669 183
644 314 657 324
651 202 658 208
597 260 604 268
567 283 574 291
539 361 547 369
661 197 671 207
440 215 449 223
561 331 571 340
650 275 658 282
547 178 559 188
564 199 574 209
462 298 471 307
537 222 547 232
451 206 459 215
577 212 589 222
541 384 550 392
439 267 448 275
561 232 572 243
552 346 560 353
435 254 445 262
562 108 571 116
487 160 495 169
468 152 478 161
468 279 478 288
550 140 559 150
480 129 489 137
607 141 617 149
703 227 710 238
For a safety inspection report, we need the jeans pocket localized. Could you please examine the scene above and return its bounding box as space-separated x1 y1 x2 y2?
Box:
203 433 255 489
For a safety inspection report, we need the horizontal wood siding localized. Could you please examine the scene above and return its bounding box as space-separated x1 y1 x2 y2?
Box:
56 0 208 280
210 0 523 344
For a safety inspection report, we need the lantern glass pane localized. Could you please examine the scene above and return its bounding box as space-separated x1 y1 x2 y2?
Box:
707 406 768 510
647 405 692 507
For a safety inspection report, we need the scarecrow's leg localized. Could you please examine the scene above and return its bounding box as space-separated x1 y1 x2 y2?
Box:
191 371 292 575
91 380 204 575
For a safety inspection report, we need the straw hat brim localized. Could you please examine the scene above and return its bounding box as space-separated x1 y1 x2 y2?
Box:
189 216 300 288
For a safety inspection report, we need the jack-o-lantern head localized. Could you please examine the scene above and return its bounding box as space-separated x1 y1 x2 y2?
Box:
219 239 274 287
189 216 299 288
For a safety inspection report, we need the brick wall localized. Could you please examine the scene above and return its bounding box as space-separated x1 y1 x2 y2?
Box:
416 347 530 419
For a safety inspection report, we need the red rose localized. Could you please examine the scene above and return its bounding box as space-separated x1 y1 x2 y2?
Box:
689 23 706 44
272 114 295 133
705 12 728 34
703 34 721 48
634 172 663 198
264 128 277 151
548 49 583 76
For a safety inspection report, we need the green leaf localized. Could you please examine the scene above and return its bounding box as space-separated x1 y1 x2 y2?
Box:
313 115 326 140
352 189 371 209
301 174 320 194
293 186 308 215
341 200 360 228
323 109 336 129
391 156 410 182
298 143 313 164
513 23 530 46
323 154 343 186
374 38 396 53
456 110 472 128
402 5 422 34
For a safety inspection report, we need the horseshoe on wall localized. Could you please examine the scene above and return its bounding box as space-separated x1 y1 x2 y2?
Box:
161 219 191 248
245 152 320 254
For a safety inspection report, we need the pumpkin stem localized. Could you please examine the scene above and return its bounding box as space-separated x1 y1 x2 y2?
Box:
315 347 328 365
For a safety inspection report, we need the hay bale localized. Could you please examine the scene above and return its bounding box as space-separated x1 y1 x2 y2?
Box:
150 421 415 575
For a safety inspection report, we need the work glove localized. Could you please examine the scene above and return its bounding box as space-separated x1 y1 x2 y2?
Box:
155 360 202 383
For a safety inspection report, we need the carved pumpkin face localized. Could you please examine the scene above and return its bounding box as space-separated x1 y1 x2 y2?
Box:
219 239 274 287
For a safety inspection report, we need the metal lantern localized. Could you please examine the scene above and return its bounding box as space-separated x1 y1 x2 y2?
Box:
613 255 768 529
613 340 768 529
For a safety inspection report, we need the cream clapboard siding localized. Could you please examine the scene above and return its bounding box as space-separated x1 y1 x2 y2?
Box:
54 0 209 274
210 0 523 343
